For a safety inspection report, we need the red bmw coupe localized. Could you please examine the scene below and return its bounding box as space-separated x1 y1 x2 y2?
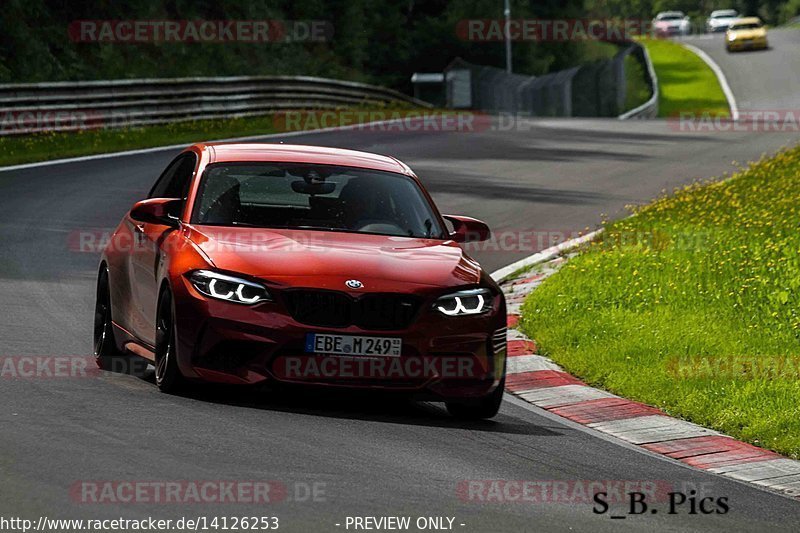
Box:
95 143 507 418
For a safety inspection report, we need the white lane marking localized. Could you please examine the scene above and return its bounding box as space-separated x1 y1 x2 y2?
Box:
507 355 562 374
516 384 617 407
0 118 410 173
681 42 740 121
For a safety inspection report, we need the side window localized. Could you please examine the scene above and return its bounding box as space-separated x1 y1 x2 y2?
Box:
148 153 197 201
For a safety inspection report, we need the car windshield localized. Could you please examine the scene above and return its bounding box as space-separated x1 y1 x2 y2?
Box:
730 22 762 29
712 11 737 18
658 13 683 20
192 162 445 238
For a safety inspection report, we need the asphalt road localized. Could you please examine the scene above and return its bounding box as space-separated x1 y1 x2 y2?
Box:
683 28 800 110
1 116 799 532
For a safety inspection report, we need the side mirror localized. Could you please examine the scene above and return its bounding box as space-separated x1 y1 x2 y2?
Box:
130 198 182 227
443 215 491 243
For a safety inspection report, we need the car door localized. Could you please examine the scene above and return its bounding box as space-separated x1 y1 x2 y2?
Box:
127 153 197 345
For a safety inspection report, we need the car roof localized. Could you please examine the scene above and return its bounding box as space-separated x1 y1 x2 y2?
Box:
730 17 762 25
657 11 684 17
191 142 414 176
711 9 737 16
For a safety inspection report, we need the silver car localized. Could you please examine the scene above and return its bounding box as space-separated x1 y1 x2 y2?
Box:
653 11 691 36
706 9 739 33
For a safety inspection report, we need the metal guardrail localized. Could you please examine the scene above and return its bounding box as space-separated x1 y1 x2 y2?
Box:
618 43 659 119
444 41 658 119
0 76 432 135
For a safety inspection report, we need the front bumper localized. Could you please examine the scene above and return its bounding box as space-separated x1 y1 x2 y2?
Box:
727 38 768 50
171 278 507 400
656 26 687 37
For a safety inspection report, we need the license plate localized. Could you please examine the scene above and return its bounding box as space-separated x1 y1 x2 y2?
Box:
305 333 401 357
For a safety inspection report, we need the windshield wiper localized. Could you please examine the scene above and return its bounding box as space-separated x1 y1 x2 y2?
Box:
229 221 262 227
291 225 351 232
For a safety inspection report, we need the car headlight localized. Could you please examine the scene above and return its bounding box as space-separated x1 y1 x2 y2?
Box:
189 270 271 305
434 288 493 316
728 33 736 40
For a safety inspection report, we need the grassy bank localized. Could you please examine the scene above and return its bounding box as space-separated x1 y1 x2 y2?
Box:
520 145 800 458
641 39 730 118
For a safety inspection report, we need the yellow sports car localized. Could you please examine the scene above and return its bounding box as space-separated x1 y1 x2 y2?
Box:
726 17 768 51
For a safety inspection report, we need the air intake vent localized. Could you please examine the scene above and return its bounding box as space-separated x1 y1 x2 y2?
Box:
284 290 421 330
284 290 351 327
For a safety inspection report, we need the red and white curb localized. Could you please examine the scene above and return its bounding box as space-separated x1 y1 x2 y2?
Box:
492 235 800 501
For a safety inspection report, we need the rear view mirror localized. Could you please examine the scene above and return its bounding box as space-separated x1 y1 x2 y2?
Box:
130 198 182 226
291 180 336 195
443 215 491 243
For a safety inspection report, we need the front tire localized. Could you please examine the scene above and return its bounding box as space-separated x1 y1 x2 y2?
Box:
154 289 186 393
94 266 126 370
446 376 505 420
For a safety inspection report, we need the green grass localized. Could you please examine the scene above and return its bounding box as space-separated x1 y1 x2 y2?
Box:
640 39 730 118
520 145 800 458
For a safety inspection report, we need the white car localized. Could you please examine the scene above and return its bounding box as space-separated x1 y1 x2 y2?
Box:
653 11 691 37
706 9 739 33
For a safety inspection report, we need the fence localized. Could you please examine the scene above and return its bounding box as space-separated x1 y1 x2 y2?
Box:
445 42 657 119
617 43 659 119
0 76 432 135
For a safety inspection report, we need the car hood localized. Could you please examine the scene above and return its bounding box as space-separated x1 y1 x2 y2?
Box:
184 225 483 291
